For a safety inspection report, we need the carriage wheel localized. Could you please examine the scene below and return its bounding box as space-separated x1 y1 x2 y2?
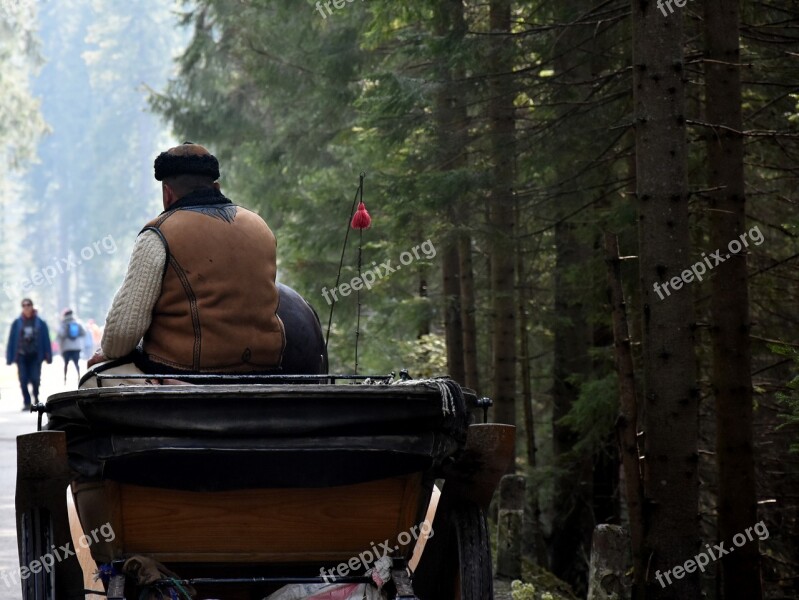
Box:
413 500 494 600
19 508 56 600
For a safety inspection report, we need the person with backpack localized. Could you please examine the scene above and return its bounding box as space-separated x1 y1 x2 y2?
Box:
57 308 88 384
5 298 52 410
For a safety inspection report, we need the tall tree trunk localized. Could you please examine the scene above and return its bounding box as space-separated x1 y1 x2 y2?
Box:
518 207 548 566
549 4 594 589
605 233 645 599
443 244 465 383
418 264 430 338
551 219 593 588
632 2 700 599
459 234 480 391
488 0 516 430
704 2 763 598
435 0 468 386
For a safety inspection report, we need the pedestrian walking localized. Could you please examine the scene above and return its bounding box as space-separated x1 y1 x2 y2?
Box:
56 308 90 384
5 298 52 410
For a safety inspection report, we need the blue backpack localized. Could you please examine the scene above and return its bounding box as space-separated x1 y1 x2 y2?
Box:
67 322 81 339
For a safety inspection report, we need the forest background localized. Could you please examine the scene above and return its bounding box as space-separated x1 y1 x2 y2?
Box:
1 0 797 599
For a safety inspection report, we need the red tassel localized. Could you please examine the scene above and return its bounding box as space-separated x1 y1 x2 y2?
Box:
351 201 371 229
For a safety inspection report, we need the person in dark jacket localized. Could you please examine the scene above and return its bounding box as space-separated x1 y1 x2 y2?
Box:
6 298 52 409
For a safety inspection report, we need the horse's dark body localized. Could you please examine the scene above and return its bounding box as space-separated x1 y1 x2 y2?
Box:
276 283 327 375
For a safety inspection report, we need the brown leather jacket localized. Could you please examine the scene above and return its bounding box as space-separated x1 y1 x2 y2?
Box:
141 189 284 372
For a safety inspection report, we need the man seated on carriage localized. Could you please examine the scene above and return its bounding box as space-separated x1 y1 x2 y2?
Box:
84 142 286 386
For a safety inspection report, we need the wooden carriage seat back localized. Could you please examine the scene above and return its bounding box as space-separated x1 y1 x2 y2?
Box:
71 473 426 565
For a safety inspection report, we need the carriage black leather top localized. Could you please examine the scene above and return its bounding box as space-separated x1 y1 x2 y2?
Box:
45 382 475 491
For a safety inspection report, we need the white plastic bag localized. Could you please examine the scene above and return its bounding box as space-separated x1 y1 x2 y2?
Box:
264 557 392 600
264 582 384 600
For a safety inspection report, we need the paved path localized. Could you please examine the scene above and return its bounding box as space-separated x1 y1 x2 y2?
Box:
0 360 82 598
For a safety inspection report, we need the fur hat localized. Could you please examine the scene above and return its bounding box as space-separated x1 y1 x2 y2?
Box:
153 142 220 181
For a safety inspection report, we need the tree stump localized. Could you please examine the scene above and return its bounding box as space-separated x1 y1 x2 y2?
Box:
495 474 525 580
587 524 632 600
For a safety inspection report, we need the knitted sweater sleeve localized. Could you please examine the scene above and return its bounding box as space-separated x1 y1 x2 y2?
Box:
100 230 166 359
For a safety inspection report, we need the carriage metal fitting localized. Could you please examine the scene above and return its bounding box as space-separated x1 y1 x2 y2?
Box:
94 373 394 383
106 573 126 600
30 402 46 431
389 557 419 600
477 396 493 423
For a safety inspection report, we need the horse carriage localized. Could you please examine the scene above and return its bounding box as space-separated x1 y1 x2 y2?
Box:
15 285 514 600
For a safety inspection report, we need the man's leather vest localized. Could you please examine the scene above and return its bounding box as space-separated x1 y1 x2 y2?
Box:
141 199 285 372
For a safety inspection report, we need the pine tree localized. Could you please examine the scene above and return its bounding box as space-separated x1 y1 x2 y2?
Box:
632 0 700 597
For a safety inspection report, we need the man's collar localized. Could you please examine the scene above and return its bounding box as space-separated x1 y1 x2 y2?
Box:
164 188 232 213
